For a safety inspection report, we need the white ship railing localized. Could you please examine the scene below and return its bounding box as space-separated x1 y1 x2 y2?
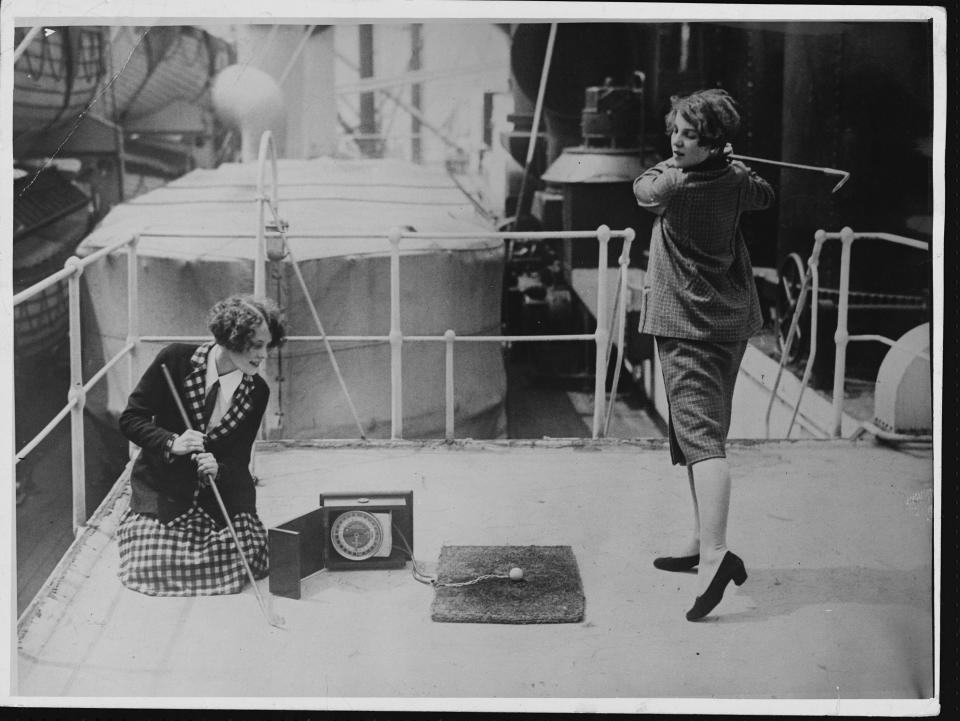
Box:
12 129 636 533
765 226 930 439
13 235 141 532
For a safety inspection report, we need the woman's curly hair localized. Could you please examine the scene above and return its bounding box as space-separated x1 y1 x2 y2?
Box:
208 295 286 352
665 88 741 149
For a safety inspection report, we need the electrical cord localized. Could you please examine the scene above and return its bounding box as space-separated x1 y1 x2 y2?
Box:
392 525 521 588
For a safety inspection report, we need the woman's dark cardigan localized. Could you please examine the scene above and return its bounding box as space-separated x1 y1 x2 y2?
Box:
119 343 269 524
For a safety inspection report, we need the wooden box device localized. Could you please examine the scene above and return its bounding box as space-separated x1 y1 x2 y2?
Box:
268 491 413 598
320 491 414 571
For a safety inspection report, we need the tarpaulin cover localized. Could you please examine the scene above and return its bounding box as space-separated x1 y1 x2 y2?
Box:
77 157 506 439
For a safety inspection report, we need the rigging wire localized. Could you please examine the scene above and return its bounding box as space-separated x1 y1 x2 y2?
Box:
261 199 368 440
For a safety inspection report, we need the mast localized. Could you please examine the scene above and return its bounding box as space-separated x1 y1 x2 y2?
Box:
358 24 378 157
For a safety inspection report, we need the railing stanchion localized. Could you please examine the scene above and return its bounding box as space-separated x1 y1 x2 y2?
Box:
66 257 87 534
127 235 141 459
389 228 404 439
254 131 277 297
444 330 455 441
831 226 855 437
593 225 611 438
255 194 266 298
603 228 635 436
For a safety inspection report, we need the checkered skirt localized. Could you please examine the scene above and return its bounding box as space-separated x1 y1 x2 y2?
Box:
656 336 747 466
117 503 268 596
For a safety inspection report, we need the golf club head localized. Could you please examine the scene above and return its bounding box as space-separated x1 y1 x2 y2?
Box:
831 172 851 193
269 613 286 629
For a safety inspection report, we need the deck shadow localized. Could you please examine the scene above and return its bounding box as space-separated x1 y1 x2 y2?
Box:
714 563 932 623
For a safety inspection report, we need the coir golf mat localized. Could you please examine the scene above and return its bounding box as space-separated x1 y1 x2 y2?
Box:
430 545 585 624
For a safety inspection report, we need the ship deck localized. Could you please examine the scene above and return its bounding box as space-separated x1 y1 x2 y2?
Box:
15 438 936 713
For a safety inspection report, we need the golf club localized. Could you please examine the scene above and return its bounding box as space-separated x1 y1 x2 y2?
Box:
160 363 285 629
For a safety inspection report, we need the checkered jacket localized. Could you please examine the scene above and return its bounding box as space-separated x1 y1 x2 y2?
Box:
120 343 269 523
633 157 774 340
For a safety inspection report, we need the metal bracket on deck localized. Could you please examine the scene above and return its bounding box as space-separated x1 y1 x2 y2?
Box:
265 219 289 261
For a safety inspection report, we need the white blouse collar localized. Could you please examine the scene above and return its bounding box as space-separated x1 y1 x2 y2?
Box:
205 346 244 397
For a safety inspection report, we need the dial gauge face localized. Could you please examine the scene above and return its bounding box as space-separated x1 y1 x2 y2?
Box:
330 510 384 561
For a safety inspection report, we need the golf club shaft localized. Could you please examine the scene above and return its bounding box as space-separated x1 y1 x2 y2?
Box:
730 153 850 192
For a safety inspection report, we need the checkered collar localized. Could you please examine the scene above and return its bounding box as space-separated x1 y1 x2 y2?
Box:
184 342 256 442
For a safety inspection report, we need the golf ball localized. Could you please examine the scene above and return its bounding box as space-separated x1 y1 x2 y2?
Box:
509 567 524 581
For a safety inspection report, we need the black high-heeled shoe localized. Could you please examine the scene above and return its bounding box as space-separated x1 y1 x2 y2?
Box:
653 554 699 572
685 551 747 621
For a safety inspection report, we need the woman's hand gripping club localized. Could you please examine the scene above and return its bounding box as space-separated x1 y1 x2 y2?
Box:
170 430 217 480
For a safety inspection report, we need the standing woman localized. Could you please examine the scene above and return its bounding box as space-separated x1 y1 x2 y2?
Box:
117 294 285 596
633 89 774 620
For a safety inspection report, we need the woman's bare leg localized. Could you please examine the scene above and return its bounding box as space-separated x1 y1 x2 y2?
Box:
677 465 700 557
690 456 732 594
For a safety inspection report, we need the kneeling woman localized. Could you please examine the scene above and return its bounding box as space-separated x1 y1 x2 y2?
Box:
117 295 285 596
